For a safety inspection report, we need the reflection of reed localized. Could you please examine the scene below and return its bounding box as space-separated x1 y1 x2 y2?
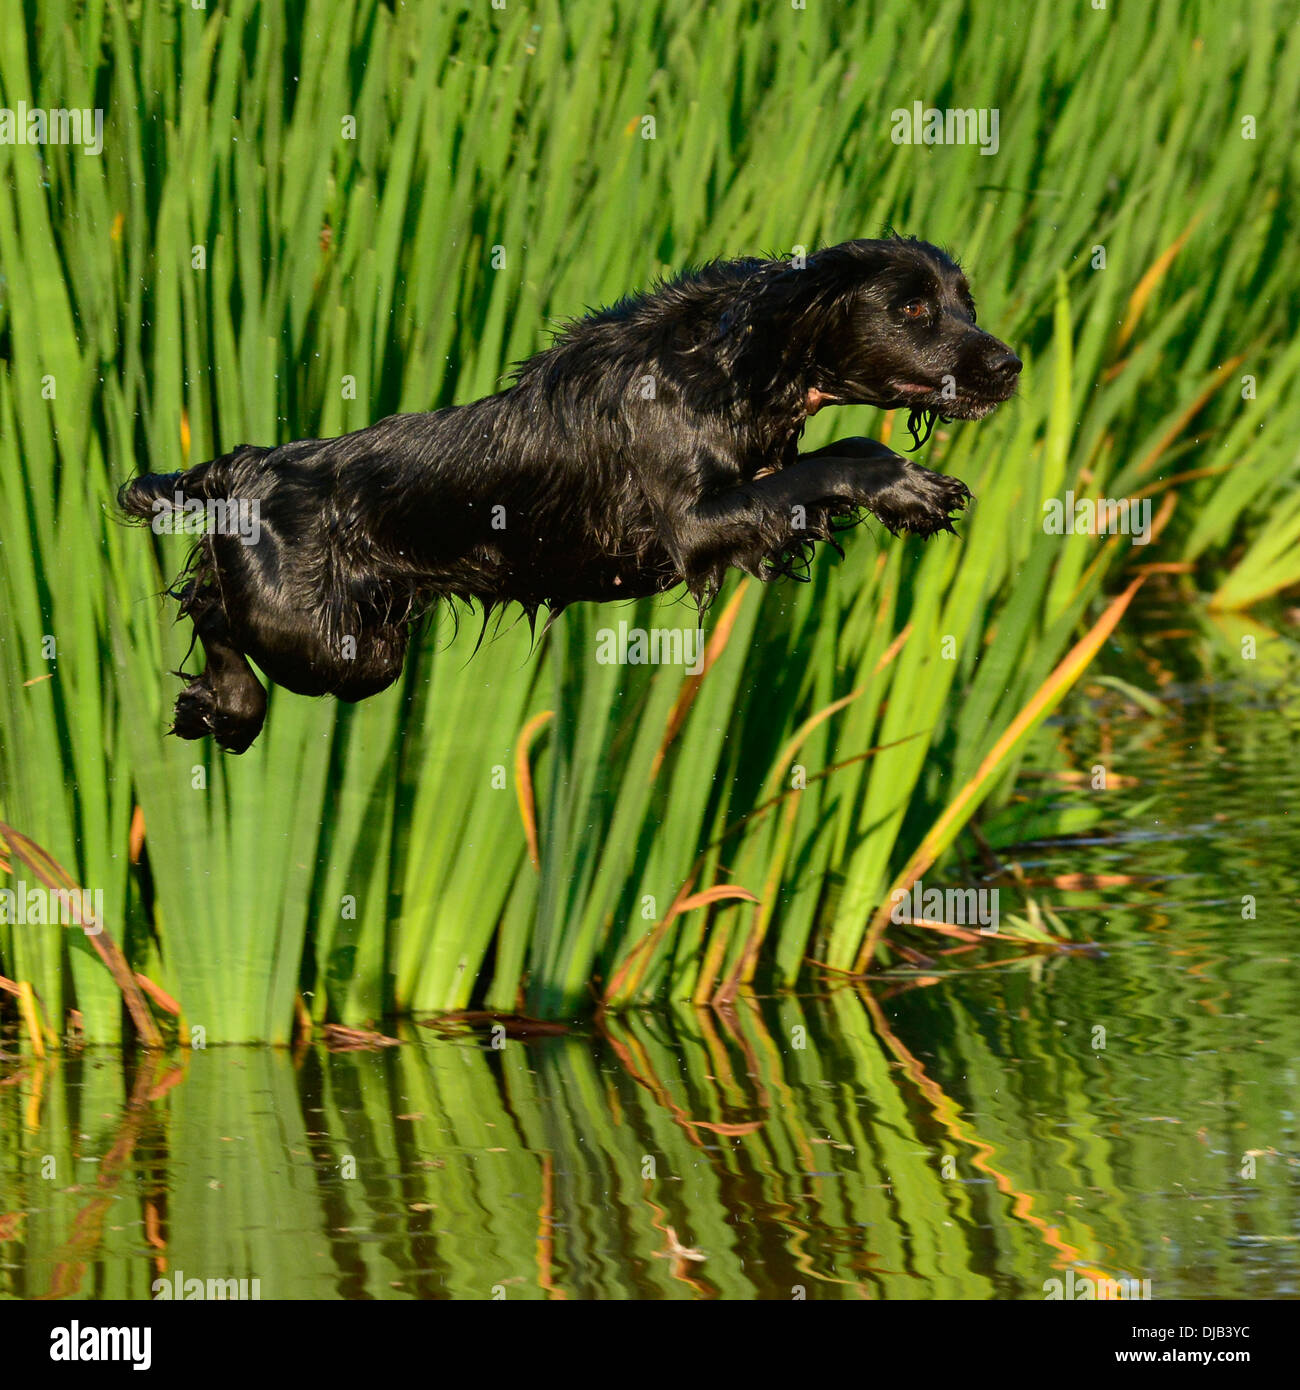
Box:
854 986 1107 1281
8 996 1102 1298
37 1057 180 1299
536 1152 566 1300
0 980 1211 1299
599 1013 765 1147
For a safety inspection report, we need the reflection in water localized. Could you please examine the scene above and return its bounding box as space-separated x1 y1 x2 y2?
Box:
2 682 1298 1299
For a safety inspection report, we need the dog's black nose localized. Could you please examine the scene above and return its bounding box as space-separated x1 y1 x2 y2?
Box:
989 350 1022 379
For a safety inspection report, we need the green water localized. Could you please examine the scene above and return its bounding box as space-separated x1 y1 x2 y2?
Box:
2 674 1298 1300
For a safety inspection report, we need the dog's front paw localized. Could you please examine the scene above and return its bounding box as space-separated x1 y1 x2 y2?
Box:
867 467 972 537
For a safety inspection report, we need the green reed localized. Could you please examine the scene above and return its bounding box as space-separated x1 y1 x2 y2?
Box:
1 0 1296 1040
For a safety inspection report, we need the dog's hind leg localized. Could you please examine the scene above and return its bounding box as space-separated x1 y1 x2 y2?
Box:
171 585 268 754
230 588 411 705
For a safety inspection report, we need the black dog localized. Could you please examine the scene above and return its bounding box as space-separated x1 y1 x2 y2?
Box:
119 236 1020 752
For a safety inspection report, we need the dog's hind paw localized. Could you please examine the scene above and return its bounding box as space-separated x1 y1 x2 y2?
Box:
170 674 266 754
171 680 217 741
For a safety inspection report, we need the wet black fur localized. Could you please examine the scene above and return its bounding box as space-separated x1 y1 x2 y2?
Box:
118 236 1020 752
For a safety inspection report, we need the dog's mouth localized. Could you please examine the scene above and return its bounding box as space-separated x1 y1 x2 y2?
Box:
875 378 1019 451
884 378 1016 421
806 375 1016 450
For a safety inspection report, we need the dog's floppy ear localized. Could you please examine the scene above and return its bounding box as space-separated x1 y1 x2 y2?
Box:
713 243 873 385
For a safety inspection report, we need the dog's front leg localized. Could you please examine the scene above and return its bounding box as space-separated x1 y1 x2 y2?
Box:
798 436 972 535
673 442 969 593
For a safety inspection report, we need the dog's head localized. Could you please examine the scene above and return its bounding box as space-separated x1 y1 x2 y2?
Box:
808 237 1021 421
721 236 1020 439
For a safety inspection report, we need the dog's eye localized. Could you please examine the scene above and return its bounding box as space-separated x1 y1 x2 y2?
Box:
899 301 928 320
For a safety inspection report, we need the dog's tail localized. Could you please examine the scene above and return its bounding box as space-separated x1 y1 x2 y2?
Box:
118 469 193 520
117 449 254 522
